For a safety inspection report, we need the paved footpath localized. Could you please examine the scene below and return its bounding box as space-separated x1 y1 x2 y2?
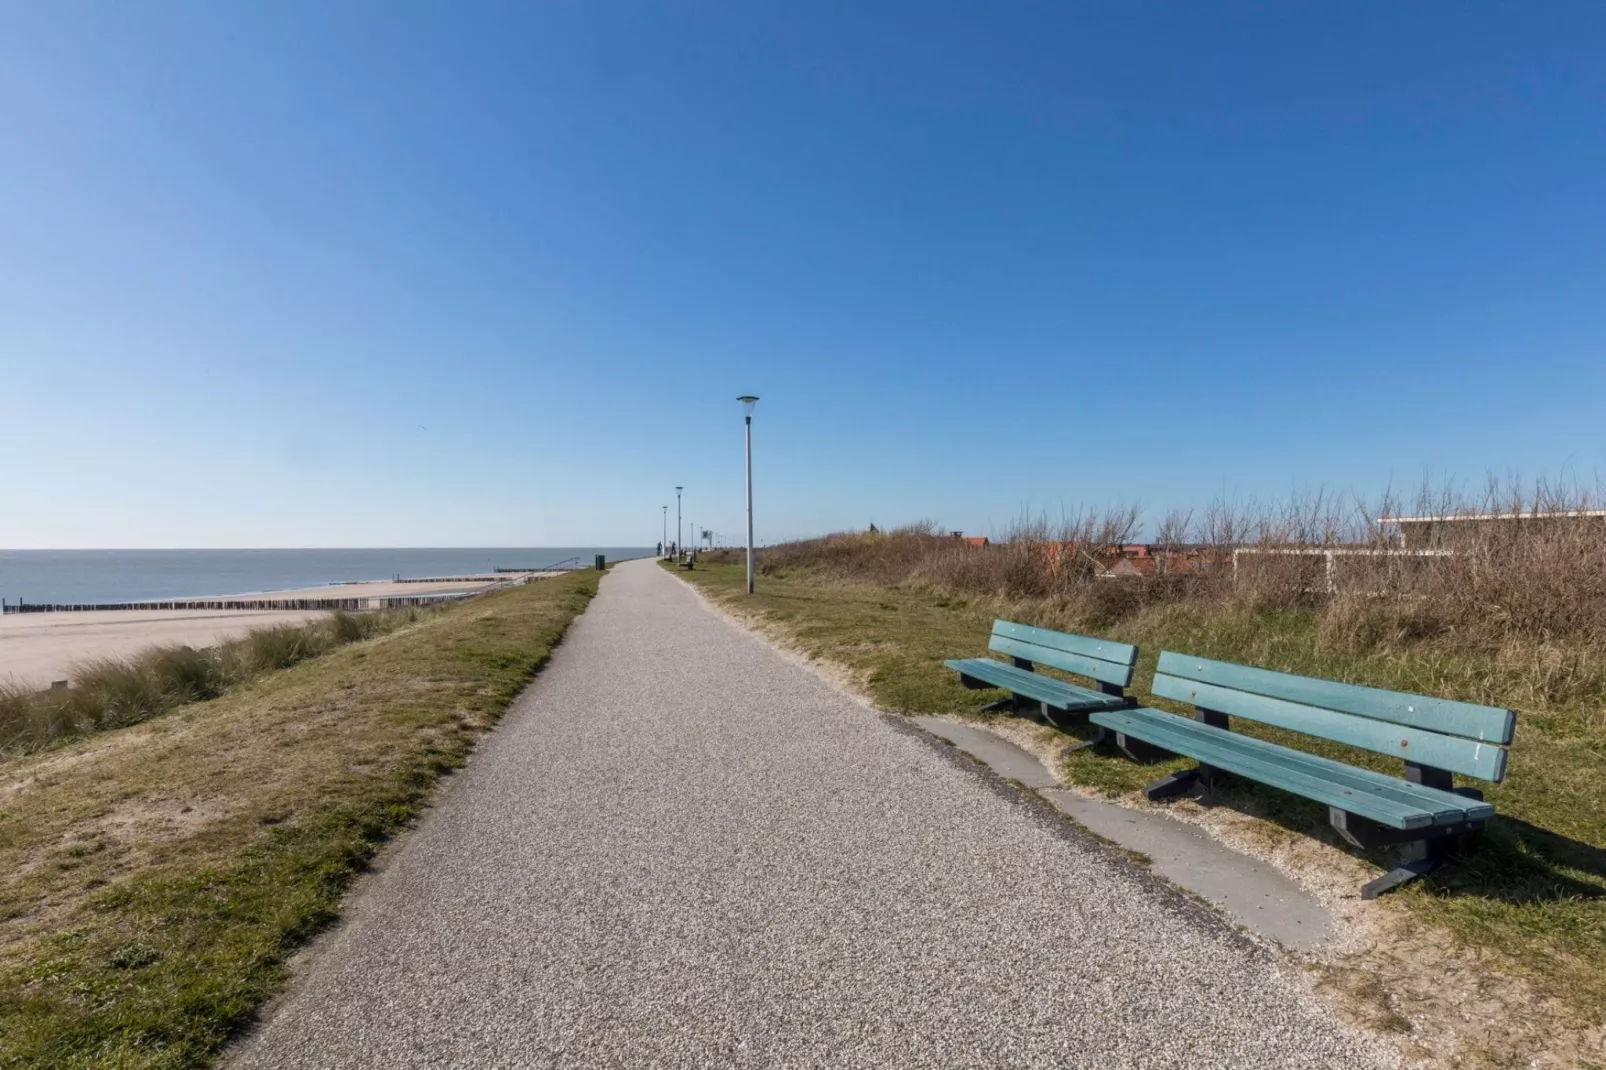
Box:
231 560 1396 1070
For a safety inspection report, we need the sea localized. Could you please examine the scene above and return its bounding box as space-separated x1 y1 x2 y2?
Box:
0 549 654 606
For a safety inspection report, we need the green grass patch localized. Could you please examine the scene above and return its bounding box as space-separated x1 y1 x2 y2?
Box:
0 571 599 1068
670 559 1606 1036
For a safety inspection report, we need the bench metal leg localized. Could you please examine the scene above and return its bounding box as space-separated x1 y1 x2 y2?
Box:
1361 839 1445 900
1143 767 1201 801
977 694 1066 724
1330 808 1467 899
1116 732 1174 764
1040 704 1089 731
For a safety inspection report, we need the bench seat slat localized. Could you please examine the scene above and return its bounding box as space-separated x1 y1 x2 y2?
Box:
944 658 1128 712
1089 708 1493 830
1151 674 1506 782
1110 710 1488 824
987 635 1134 689
1155 652 1514 745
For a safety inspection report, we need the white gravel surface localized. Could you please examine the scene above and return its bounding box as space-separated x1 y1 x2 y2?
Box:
229 559 1398 1069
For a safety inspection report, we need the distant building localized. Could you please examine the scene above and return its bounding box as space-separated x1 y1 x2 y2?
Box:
1095 549 1210 579
1378 510 1606 549
1097 556 1151 579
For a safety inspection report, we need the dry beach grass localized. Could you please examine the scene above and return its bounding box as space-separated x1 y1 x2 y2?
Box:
0 611 415 757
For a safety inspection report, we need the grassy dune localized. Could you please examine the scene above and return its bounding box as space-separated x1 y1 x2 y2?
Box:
1 611 416 757
671 557 1606 1064
0 571 599 1069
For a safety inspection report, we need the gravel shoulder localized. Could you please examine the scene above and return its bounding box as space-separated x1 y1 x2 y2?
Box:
228 559 1400 1069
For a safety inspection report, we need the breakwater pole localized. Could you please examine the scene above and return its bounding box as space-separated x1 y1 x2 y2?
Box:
0 573 551 616
0 593 478 615
387 575 547 584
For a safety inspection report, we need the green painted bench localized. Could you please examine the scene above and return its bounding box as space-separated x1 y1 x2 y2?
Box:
1090 652 1515 898
944 620 1137 732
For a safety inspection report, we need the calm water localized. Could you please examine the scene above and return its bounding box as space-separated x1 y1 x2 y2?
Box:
0 549 653 606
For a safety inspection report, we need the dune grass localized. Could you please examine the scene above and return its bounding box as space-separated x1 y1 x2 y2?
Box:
0 571 598 1069
0 611 415 759
670 558 1606 1060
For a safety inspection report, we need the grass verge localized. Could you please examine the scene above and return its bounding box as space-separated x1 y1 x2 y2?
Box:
0 570 599 1068
670 559 1606 1065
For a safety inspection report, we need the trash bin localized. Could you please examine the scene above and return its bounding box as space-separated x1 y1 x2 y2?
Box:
594 554 606 570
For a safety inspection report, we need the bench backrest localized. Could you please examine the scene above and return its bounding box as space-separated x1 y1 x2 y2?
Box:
988 620 1138 689
1151 651 1515 782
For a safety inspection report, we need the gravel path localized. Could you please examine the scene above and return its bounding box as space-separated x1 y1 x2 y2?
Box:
230 560 1397 1069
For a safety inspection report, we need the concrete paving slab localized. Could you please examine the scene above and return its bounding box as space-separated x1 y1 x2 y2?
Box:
911 716 1058 788
1042 789 1335 950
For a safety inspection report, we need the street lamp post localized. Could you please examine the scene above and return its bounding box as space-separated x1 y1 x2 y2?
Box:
738 396 758 593
675 486 683 559
662 505 667 558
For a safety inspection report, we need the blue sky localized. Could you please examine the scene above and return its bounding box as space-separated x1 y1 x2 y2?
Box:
2 2 1602 548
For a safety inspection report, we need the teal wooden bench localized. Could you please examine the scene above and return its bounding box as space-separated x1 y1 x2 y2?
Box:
1089 652 1515 898
945 620 1137 732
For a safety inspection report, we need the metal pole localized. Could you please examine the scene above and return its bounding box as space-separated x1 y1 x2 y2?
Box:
745 414 755 594
676 486 683 559
662 505 667 558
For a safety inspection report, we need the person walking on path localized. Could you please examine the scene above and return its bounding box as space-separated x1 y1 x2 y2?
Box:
230 559 1395 1069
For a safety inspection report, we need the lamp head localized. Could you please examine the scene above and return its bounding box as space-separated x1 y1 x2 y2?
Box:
737 395 759 418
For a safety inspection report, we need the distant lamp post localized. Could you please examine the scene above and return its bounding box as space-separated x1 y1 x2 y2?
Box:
738 396 759 593
675 486 683 558
662 505 668 558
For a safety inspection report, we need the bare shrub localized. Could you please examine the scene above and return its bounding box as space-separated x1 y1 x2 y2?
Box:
1350 476 1606 649
760 524 954 585
751 474 1606 661
915 539 1049 599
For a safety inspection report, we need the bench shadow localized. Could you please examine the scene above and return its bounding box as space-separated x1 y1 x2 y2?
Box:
1089 743 1606 905
1436 814 1606 904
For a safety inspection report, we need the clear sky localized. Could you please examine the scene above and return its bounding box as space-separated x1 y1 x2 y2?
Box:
2 2 1602 548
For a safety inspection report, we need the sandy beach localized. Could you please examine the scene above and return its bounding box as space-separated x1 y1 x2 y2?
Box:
0 573 559 689
0 608 330 689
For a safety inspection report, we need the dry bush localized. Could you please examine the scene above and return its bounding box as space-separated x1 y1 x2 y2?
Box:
1320 478 1606 652
760 521 953 585
755 475 1606 658
913 540 1052 599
